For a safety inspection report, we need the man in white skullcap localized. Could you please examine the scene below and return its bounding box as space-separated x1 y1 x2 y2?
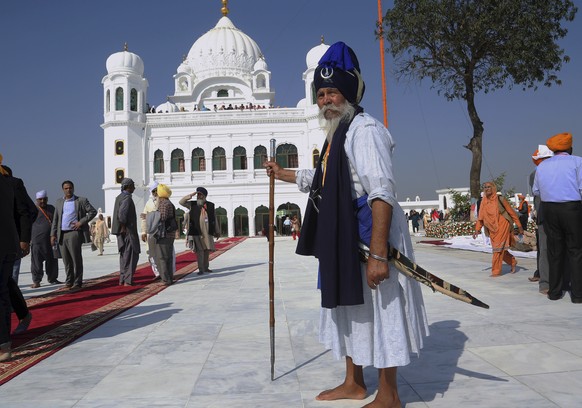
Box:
528 145 553 291
30 190 60 287
140 181 160 280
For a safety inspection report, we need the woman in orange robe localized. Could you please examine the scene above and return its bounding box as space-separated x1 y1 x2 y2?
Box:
473 182 524 277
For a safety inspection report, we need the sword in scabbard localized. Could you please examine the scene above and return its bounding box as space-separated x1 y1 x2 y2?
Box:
358 242 490 309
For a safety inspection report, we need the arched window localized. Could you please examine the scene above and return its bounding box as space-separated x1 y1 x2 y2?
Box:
233 146 247 170
171 149 185 172
130 88 138 111
154 149 164 173
115 87 124 110
115 140 124 156
217 89 228 97
312 148 320 168
212 147 226 171
115 168 125 184
276 143 298 168
256 74 266 89
310 81 316 104
254 145 267 169
191 148 205 171
106 90 110 112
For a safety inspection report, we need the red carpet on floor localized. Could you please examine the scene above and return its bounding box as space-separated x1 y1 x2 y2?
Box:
0 237 244 385
418 240 451 246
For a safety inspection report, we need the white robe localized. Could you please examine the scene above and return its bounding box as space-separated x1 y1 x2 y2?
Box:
296 113 429 368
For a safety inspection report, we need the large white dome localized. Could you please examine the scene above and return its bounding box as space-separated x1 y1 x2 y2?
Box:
106 48 144 76
186 16 263 77
306 41 329 69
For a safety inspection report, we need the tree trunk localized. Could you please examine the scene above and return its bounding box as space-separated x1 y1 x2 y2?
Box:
463 78 484 220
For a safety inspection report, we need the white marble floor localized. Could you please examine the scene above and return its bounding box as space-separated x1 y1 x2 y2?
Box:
1 237 581 407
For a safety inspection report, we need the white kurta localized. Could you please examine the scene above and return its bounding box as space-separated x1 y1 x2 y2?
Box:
296 112 429 368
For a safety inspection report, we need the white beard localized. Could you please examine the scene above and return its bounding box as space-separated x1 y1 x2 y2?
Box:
319 102 356 143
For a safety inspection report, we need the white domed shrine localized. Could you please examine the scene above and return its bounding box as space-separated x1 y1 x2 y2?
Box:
101 1 330 237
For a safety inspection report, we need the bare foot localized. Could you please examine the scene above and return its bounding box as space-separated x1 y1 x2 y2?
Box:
362 398 402 408
316 382 367 401
489 274 502 278
510 261 517 273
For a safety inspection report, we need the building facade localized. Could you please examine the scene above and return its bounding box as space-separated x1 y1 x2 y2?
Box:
102 9 331 237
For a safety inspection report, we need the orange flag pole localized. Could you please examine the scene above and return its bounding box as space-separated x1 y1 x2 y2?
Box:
377 0 389 128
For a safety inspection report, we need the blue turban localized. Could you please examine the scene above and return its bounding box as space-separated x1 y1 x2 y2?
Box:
313 42 365 104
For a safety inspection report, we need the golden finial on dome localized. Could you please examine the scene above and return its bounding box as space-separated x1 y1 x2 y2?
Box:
182 54 187 62
221 0 229 16
320 35 325 44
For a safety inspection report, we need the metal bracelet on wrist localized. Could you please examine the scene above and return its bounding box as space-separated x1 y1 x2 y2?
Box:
369 253 389 263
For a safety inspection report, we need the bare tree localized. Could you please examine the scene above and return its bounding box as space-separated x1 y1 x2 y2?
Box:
381 0 577 203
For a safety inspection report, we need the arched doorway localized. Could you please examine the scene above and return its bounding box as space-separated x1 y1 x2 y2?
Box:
255 205 269 236
216 207 228 237
276 202 301 236
234 206 249 236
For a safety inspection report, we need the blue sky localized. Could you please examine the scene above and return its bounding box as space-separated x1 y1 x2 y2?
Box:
1 0 581 209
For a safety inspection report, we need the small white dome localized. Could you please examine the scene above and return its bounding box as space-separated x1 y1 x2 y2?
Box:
106 49 144 76
253 56 268 71
156 100 178 113
306 41 329 69
177 61 193 75
186 16 262 76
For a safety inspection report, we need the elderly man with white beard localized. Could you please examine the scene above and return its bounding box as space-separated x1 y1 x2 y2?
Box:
265 42 428 408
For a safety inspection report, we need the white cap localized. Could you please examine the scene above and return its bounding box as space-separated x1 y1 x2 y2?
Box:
36 190 47 199
533 145 554 160
148 181 159 192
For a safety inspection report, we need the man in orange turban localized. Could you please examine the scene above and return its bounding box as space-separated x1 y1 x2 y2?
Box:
546 132 572 152
533 133 582 303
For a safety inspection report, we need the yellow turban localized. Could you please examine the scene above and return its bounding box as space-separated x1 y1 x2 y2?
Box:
546 132 572 152
0 153 8 176
157 183 172 198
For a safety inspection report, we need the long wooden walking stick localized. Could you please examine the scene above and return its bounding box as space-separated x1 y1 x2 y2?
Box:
268 138 276 381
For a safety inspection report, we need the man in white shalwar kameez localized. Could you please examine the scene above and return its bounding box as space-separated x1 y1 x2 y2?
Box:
140 182 160 279
265 42 428 407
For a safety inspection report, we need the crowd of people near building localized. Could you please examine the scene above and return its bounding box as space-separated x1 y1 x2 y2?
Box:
148 101 280 113
0 154 227 361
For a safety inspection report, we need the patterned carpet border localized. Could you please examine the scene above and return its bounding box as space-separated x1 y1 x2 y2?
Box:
0 237 245 385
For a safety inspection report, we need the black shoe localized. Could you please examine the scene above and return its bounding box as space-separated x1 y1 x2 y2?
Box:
197 271 204 276
50 280 63 285
206 269 213 273
548 291 565 301
571 298 582 304
13 312 32 334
